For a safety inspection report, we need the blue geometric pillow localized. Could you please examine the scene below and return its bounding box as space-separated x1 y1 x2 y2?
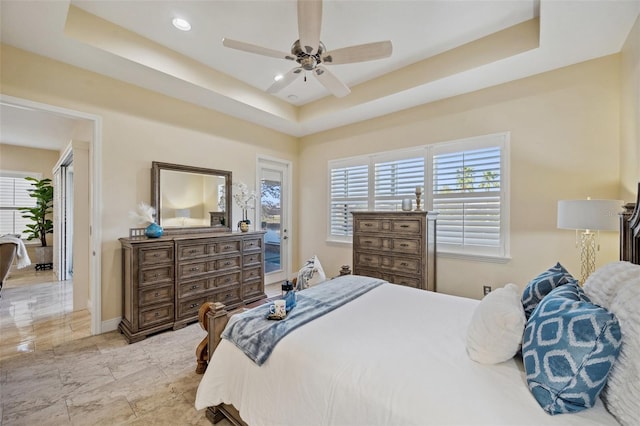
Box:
521 262 575 319
522 283 622 415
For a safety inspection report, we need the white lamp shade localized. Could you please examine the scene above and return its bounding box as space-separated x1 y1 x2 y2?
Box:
557 199 623 231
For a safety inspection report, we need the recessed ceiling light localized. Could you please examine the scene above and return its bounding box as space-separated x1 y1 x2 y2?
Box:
172 18 191 31
274 74 284 82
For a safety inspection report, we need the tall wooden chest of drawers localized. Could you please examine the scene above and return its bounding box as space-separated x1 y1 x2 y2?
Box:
352 211 437 291
119 231 265 343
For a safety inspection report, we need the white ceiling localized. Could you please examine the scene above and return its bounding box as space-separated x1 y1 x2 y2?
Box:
1 0 639 151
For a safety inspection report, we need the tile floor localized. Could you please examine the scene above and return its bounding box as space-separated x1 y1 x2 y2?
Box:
0 271 230 425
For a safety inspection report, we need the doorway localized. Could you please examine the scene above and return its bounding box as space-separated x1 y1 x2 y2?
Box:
257 157 292 285
1 94 102 334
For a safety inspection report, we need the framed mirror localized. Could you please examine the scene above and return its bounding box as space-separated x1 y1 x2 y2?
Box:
151 161 232 233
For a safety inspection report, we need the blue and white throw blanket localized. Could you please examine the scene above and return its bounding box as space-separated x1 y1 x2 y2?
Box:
222 275 385 365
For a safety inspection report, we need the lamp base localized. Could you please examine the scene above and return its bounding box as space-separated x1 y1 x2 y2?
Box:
579 231 597 284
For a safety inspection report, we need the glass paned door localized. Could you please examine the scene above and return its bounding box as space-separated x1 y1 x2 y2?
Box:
258 158 290 283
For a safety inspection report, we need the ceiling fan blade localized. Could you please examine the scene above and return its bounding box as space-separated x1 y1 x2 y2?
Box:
267 67 304 94
222 38 295 61
322 41 393 65
298 0 322 55
313 65 350 98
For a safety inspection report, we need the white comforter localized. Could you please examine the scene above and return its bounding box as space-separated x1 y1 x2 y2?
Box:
195 283 619 425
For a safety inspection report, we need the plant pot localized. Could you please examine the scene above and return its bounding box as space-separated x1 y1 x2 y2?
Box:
35 246 53 270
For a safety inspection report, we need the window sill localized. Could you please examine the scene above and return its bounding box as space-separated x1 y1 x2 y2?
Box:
326 238 352 246
437 251 511 264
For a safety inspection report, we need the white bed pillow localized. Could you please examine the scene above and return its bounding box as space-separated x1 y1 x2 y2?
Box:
296 255 326 290
466 283 526 364
583 261 640 426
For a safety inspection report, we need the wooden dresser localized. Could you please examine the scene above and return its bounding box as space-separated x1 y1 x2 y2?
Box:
119 231 265 343
352 211 437 291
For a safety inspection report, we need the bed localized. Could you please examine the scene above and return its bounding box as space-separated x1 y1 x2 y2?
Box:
194 184 640 426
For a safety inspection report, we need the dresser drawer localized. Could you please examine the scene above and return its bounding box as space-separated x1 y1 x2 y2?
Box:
243 252 262 267
356 219 382 233
213 255 241 272
139 303 174 328
392 238 421 254
210 272 241 289
139 245 174 265
390 275 421 288
355 235 383 250
139 284 174 306
177 242 209 261
391 219 421 234
178 261 208 279
242 281 263 300
243 266 263 283
243 238 262 251
355 253 381 269
381 256 421 274
217 240 241 255
177 297 207 319
139 265 174 287
353 267 383 279
212 287 242 307
178 278 208 299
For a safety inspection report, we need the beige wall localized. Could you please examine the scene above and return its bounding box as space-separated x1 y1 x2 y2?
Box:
0 36 633 324
620 15 640 201
0 143 60 261
1 45 299 324
299 55 622 299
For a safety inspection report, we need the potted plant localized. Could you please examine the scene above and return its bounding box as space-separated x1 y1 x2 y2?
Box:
18 177 54 269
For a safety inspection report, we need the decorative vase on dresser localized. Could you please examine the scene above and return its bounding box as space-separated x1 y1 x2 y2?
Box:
118 231 265 343
351 211 437 291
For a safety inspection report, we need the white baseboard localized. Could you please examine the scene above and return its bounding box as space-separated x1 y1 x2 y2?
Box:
101 317 121 333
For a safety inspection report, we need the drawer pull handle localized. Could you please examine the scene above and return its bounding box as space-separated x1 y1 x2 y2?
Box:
189 249 197 254
364 257 372 262
190 267 200 272
248 242 254 246
400 243 409 247
155 312 160 317
152 253 160 257
364 223 373 227
364 241 372 244
154 292 159 297
400 262 408 266
152 273 158 278
224 245 231 249
225 277 231 283
400 225 409 228
190 303 197 309
191 285 198 290
225 294 231 299
224 261 231 266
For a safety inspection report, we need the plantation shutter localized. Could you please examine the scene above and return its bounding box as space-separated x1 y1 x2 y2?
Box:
329 163 368 240
374 157 425 211
0 175 38 237
432 145 504 256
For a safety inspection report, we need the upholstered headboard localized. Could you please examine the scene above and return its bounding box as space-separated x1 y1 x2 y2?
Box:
620 182 640 265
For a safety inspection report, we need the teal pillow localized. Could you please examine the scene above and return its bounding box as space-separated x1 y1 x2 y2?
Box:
522 282 622 415
521 262 575 319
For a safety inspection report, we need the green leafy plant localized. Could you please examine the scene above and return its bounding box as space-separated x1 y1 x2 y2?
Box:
18 177 54 247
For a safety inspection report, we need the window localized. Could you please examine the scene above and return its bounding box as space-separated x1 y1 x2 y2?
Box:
327 133 509 260
0 172 39 238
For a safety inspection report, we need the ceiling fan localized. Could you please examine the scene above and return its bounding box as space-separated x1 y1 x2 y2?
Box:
222 0 392 98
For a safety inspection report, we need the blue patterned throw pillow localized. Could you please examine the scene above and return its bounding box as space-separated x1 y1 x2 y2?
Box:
521 262 575 319
522 282 622 415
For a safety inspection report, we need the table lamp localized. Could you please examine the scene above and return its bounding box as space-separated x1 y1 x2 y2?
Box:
557 198 622 283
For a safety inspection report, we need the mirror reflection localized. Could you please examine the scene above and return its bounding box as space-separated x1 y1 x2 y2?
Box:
160 170 226 227
151 162 232 232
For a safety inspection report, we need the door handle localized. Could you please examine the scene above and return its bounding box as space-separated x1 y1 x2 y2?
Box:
283 236 288 240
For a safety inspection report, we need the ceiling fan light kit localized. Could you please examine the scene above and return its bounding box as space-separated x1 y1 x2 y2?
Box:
222 0 392 98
